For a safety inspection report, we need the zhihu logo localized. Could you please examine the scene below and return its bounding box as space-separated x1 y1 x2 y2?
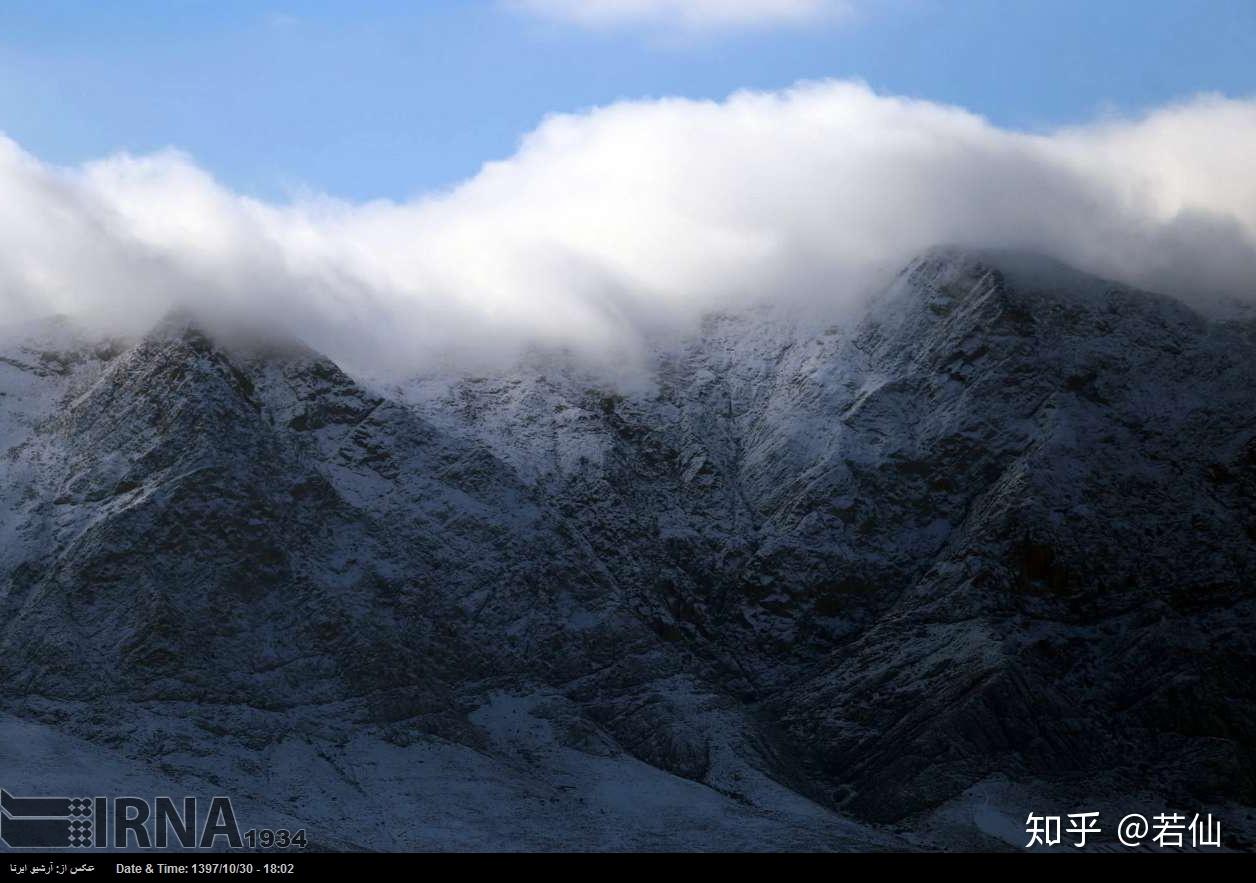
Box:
1 789 244 849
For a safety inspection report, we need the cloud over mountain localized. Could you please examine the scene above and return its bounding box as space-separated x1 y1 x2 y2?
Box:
2 81 1255 377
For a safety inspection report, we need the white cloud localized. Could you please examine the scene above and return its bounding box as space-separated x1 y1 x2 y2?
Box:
2 82 1255 379
505 0 853 32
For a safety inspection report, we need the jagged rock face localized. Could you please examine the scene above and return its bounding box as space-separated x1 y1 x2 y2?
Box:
0 316 684 738
402 249 1256 824
765 253 1256 820
1 249 1253 849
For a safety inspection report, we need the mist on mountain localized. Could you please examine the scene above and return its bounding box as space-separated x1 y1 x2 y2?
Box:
2 82 1256 383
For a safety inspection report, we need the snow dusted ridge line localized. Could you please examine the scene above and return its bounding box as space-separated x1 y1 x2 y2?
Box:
1 248 1253 851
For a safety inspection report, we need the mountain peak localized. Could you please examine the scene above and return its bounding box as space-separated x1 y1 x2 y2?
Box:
879 245 1206 344
143 305 324 366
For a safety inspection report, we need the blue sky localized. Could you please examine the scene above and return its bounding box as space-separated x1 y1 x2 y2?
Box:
0 0 1254 202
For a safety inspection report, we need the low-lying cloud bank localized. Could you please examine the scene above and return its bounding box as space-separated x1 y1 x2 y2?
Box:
2 81 1255 377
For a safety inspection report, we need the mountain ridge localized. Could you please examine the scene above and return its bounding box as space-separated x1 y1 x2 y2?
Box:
2 247 1253 849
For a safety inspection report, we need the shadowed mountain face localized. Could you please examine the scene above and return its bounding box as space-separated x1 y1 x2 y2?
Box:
2 249 1254 850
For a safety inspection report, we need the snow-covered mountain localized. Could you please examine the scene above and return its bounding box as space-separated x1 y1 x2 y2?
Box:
2 248 1253 850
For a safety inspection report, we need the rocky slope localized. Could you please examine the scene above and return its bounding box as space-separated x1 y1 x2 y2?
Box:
1 248 1253 850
